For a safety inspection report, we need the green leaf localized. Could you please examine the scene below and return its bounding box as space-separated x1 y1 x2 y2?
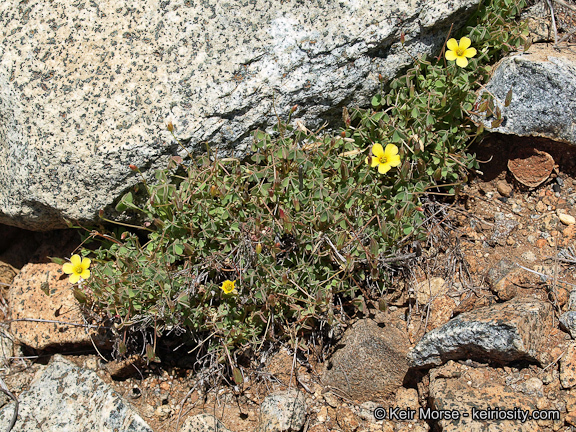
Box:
232 367 244 386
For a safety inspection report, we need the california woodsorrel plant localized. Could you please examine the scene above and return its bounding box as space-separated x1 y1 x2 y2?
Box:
76 0 530 366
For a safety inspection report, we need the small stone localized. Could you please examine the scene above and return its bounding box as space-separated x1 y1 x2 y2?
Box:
416 277 447 305
257 390 307 432
536 201 547 213
497 181 513 197
560 312 576 338
180 414 233 432
316 406 328 423
358 402 382 423
558 212 576 226
336 407 360 432
323 392 339 408
560 343 576 389
154 405 173 420
536 238 547 248
522 251 537 262
141 404 155 418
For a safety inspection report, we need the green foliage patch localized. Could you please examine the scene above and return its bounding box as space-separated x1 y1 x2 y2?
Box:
75 0 530 366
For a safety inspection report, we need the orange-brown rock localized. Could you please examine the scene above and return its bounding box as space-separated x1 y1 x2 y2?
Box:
8 263 108 350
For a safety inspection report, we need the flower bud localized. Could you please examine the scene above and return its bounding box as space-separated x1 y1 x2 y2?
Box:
129 164 138 171
291 105 298 113
400 31 405 45
255 243 263 254
166 121 174 132
210 185 219 197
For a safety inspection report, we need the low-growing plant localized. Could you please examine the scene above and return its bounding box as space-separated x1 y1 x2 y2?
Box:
73 0 531 369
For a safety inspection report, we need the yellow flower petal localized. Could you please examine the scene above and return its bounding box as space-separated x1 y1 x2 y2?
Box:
459 37 472 50
62 262 74 274
371 143 384 158
456 56 469 68
446 38 459 52
70 254 81 266
69 273 81 284
384 144 399 157
445 50 457 61
378 163 391 174
464 47 477 58
80 269 90 280
388 154 402 167
81 257 91 270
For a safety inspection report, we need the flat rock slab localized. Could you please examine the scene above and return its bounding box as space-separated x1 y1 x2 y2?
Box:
8 263 109 350
408 297 554 368
0 0 481 230
322 318 410 402
0 354 153 432
475 44 576 146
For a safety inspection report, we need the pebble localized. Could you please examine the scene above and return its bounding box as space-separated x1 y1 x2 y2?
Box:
522 251 537 262
154 404 173 419
558 212 576 226
536 201 547 213
497 181 513 197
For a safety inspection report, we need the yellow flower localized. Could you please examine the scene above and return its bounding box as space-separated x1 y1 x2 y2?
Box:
221 280 237 295
365 143 401 174
445 37 477 68
62 254 91 284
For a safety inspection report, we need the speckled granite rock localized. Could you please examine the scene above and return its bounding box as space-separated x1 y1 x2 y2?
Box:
560 342 576 389
475 44 576 146
257 390 307 432
408 297 554 368
560 311 576 339
180 414 233 432
0 354 153 432
0 0 481 231
429 361 561 431
322 318 410 402
8 263 109 350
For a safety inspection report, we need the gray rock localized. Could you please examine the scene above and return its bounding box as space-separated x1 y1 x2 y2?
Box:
0 354 153 432
0 0 481 231
179 414 233 432
408 297 553 368
257 390 307 432
560 311 576 338
322 318 410 402
475 44 576 146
